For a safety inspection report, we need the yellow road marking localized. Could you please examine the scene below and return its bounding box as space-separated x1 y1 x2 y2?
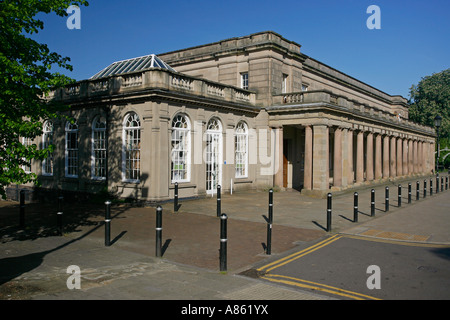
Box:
262 274 381 300
257 235 342 273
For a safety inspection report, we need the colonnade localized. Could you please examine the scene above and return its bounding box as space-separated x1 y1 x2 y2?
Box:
299 125 435 193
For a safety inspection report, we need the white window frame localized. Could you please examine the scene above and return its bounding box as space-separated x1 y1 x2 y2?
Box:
65 121 79 178
235 121 249 178
42 120 54 176
21 137 32 173
282 74 288 94
241 72 249 90
171 114 191 183
122 112 141 182
205 118 223 194
91 116 107 180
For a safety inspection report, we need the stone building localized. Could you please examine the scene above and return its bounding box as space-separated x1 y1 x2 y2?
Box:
19 31 436 201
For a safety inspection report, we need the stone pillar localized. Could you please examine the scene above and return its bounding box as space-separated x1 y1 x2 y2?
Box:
356 130 364 183
413 139 418 174
366 132 374 181
333 127 342 188
304 125 313 190
402 138 408 176
274 126 283 187
418 141 423 173
383 135 390 178
347 129 354 185
408 139 413 174
397 137 403 176
312 125 329 191
375 133 382 180
390 135 396 177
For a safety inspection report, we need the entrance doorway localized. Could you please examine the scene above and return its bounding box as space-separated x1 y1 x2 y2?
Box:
205 118 222 194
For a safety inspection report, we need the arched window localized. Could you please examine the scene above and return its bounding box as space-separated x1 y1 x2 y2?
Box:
65 121 78 177
235 121 248 178
205 117 223 194
42 121 54 176
92 116 107 180
171 114 191 182
122 113 141 182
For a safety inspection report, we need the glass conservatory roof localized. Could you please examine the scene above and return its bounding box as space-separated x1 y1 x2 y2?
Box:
90 54 176 79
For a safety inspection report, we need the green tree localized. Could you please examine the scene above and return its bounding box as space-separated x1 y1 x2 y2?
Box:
0 0 89 199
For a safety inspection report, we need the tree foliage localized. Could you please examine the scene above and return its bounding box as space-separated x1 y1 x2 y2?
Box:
408 68 450 168
0 0 89 198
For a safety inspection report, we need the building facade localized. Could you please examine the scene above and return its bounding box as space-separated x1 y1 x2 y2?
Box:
18 31 436 201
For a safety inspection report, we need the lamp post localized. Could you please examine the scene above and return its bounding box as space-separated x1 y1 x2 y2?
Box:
434 115 442 174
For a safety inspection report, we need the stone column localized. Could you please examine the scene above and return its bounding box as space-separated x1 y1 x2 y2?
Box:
418 141 423 173
356 130 364 183
390 135 396 177
312 125 329 191
375 133 382 179
383 134 390 178
408 139 413 174
402 138 408 176
304 125 313 190
366 132 374 181
333 127 342 188
347 129 354 185
397 137 403 176
413 139 418 174
274 126 283 188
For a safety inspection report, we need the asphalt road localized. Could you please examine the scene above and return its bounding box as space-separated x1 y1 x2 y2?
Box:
255 234 450 300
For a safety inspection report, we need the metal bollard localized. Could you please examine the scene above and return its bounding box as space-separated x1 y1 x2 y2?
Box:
220 213 228 272
436 176 439 193
105 201 111 246
174 182 179 212
216 185 221 217
424 180 427 198
430 178 433 196
398 185 402 207
385 187 389 212
416 181 419 201
370 189 375 217
266 189 273 255
446 176 448 190
57 195 64 236
326 193 332 232
353 192 358 223
441 177 444 192
19 190 25 228
156 206 163 257
408 183 411 204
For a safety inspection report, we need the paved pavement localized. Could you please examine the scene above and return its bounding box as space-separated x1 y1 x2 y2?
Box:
0 174 449 301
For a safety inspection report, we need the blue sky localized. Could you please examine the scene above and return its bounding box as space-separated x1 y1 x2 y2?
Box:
32 0 449 99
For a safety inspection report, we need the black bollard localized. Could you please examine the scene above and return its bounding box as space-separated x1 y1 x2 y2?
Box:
105 201 111 246
398 185 402 207
216 185 221 217
424 180 427 198
430 178 433 196
174 182 179 212
408 183 411 204
353 192 358 223
436 176 439 193
19 190 25 228
58 195 64 213
370 189 375 217
266 189 273 255
326 193 332 232
156 206 162 257
220 213 228 272
415 181 419 201
441 177 444 193
385 187 389 212
446 176 448 190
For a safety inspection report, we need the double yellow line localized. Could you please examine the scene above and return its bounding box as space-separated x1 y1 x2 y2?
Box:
257 235 380 300
257 235 342 273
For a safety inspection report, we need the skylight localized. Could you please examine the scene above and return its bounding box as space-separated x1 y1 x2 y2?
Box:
90 54 176 79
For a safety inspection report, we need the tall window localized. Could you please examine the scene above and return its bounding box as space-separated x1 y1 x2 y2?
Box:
282 74 288 93
241 72 248 90
42 121 54 176
65 121 78 177
92 116 107 180
235 121 248 178
171 114 191 182
21 137 32 173
122 112 141 182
